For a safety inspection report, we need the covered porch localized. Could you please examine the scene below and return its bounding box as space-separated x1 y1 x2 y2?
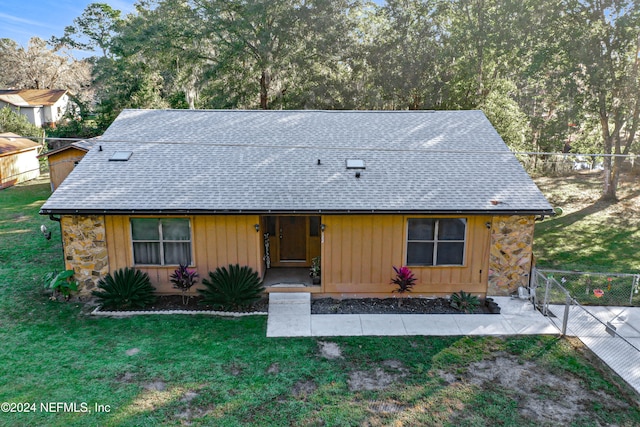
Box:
263 267 322 293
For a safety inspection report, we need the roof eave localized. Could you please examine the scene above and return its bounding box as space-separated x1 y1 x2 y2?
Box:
40 207 555 216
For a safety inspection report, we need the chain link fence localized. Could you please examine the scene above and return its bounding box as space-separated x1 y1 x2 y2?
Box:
532 268 640 392
536 269 640 306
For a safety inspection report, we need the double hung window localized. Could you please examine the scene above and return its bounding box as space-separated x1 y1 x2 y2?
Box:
406 218 466 266
131 218 192 265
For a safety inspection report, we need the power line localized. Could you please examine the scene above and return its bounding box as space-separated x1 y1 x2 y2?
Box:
24 135 639 158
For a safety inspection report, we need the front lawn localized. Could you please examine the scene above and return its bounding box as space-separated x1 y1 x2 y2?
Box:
0 177 639 426
533 171 640 272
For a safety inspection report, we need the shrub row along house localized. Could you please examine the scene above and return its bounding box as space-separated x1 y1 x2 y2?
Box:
40 110 553 298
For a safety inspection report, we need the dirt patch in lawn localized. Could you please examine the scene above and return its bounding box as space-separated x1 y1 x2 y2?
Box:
311 297 493 314
348 360 408 391
318 341 343 359
445 351 630 425
292 380 318 398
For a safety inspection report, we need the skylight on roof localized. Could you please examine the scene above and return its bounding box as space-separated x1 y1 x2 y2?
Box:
109 151 132 161
346 159 365 169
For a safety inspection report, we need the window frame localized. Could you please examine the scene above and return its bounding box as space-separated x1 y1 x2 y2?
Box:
405 218 467 267
130 218 193 266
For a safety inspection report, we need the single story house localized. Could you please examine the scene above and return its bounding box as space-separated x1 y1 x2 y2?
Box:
0 89 69 128
0 132 40 189
38 139 98 191
40 109 553 298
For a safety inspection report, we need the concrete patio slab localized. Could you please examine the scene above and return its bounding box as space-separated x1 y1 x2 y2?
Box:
267 314 311 337
269 292 310 304
501 314 558 335
360 314 407 336
311 315 362 337
453 314 517 335
401 314 461 336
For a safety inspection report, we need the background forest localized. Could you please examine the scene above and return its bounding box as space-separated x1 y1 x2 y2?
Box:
0 0 638 199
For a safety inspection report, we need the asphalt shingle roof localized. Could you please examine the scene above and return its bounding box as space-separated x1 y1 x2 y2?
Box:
40 109 553 215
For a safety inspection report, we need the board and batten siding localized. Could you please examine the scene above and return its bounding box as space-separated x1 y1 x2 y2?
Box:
47 148 86 191
0 148 40 189
321 215 492 297
105 215 263 293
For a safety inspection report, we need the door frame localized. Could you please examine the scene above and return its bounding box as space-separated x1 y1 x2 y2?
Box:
263 215 321 268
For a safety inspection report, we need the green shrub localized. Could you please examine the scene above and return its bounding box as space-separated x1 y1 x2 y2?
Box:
92 267 156 309
199 264 264 311
450 290 480 313
44 269 78 300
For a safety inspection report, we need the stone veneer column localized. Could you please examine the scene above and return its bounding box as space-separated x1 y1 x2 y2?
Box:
60 215 109 296
487 215 535 296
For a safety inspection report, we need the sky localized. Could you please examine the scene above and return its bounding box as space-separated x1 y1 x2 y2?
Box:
0 0 386 52
0 0 137 48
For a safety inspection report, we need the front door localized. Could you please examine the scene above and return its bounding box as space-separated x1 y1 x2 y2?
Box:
279 216 307 262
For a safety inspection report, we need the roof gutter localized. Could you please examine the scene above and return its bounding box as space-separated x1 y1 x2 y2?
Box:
39 207 556 216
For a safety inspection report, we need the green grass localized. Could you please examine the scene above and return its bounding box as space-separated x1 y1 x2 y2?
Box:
1 177 640 426
533 171 640 273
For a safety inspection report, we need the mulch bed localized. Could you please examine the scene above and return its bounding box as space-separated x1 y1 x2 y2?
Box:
311 297 494 315
99 295 269 313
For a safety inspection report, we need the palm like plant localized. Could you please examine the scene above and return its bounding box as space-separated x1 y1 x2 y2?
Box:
92 267 156 309
199 264 264 311
450 290 480 313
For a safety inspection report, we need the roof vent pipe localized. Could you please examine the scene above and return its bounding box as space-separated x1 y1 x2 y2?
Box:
99 145 102 151
355 172 361 178
317 159 321 165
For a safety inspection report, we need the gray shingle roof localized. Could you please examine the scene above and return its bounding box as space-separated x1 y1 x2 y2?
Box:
40 109 553 215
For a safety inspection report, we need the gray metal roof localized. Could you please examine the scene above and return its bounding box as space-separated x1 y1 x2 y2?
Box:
40 109 553 215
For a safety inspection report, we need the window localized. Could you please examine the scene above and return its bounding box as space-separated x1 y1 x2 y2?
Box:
131 218 192 265
309 216 321 237
406 218 466 266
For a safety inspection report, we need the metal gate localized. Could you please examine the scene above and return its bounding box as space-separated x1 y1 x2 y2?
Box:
533 268 640 392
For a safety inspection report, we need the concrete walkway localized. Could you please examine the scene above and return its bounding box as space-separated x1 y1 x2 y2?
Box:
267 293 640 395
547 304 640 395
267 293 557 338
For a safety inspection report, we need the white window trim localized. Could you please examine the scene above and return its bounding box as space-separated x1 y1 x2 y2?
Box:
406 218 467 267
130 218 193 266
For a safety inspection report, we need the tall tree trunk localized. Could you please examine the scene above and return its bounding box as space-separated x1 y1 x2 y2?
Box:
260 69 270 109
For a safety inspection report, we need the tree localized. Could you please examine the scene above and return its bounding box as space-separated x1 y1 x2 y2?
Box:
568 0 640 200
0 37 92 93
51 3 123 57
0 106 42 138
363 0 448 110
193 0 359 109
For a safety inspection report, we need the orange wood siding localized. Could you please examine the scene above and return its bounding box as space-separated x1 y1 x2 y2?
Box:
105 215 262 293
47 148 86 191
322 215 492 297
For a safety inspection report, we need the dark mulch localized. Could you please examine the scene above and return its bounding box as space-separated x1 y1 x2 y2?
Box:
311 297 495 315
99 295 269 313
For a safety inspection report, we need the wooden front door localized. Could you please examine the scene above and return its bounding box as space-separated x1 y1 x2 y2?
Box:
279 216 307 261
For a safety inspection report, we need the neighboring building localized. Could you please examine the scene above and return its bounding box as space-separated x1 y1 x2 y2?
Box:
38 139 97 192
0 89 69 128
0 132 40 189
40 109 553 298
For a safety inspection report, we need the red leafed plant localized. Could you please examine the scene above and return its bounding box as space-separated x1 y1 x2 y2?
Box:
391 266 417 294
171 264 199 304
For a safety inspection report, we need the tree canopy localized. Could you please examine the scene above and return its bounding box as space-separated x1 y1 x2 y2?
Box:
10 0 638 199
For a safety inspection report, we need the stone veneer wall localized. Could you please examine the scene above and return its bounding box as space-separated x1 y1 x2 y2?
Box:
61 215 109 296
487 215 535 296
